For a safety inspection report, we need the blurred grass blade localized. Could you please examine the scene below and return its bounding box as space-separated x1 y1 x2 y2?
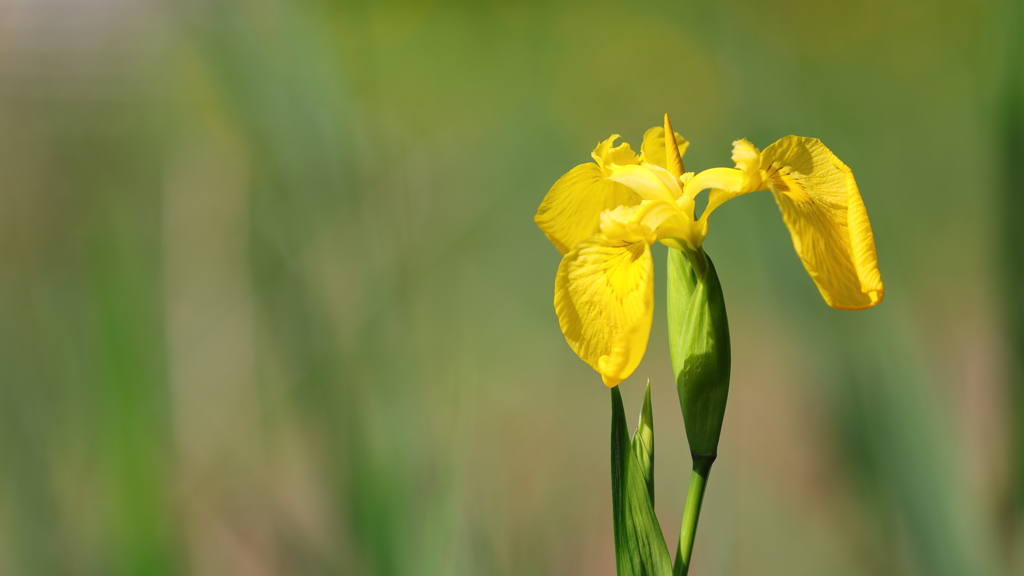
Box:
631 381 655 505
611 386 673 576
1003 0 1024 525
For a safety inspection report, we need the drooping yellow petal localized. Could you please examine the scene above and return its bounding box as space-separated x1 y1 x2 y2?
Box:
640 115 689 176
760 136 884 310
535 136 642 254
555 231 655 387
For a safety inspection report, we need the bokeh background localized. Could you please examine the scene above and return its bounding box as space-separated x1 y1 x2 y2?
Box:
1 0 1022 574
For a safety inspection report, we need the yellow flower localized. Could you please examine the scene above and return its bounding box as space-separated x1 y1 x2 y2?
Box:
536 115 883 387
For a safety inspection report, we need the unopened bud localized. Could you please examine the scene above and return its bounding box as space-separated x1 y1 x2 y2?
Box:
667 247 731 460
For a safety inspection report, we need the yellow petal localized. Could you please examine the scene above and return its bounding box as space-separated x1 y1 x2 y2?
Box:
602 198 697 252
535 162 642 254
683 167 746 200
606 163 682 203
760 136 884 310
685 140 767 244
598 203 662 240
609 198 693 242
640 116 689 176
592 134 641 173
657 195 699 250
688 139 764 209
731 138 764 191
555 232 655 387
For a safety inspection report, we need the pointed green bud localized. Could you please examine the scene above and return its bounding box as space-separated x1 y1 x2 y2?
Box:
631 381 655 504
667 248 731 460
610 386 674 576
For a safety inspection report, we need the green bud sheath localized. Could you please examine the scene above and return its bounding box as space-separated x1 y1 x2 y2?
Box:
633 381 655 505
666 247 731 460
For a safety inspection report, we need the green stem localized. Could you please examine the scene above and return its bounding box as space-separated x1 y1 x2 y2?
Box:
674 456 714 576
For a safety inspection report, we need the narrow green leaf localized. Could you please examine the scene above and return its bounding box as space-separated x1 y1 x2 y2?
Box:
611 386 674 576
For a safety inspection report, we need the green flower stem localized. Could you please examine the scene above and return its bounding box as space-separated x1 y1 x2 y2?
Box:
674 456 714 576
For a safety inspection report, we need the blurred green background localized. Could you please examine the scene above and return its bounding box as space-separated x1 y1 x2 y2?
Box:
1 0 1022 574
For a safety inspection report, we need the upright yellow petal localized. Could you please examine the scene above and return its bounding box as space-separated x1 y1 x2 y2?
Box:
592 134 641 172
555 232 655 387
760 136 884 310
536 135 642 254
640 115 689 176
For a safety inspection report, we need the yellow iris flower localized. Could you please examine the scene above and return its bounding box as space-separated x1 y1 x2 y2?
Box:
535 115 884 387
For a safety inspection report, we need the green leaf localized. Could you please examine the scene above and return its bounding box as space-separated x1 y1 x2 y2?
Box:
611 386 673 576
